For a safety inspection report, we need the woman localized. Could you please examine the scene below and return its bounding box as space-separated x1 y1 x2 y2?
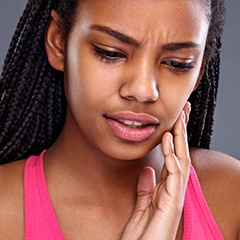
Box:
0 0 239 239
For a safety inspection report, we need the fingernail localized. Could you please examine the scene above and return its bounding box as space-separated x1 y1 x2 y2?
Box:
185 102 191 124
181 111 187 134
168 133 174 152
186 105 191 116
185 102 191 116
181 110 186 122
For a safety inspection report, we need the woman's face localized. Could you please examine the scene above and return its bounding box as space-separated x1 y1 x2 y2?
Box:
62 0 209 160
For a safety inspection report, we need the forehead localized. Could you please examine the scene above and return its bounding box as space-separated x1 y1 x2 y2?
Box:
78 0 210 21
73 0 209 45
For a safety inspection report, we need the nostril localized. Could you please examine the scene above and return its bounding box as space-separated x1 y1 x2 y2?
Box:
121 95 138 101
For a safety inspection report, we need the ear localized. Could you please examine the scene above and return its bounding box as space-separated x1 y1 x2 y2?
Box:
45 10 65 71
193 61 206 91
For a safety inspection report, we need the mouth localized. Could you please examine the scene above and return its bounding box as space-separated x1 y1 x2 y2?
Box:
104 112 159 142
117 119 151 129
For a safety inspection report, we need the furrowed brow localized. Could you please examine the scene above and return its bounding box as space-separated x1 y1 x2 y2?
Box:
162 42 200 51
90 24 140 47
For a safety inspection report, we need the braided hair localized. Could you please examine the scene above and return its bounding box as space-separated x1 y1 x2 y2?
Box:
0 0 227 164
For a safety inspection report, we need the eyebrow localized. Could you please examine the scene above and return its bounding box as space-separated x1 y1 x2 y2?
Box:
90 24 140 47
90 24 200 50
162 42 200 51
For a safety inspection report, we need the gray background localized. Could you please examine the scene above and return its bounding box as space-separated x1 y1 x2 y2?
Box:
0 1 240 159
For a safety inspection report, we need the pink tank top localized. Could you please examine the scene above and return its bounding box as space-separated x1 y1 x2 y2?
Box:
24 151 225 239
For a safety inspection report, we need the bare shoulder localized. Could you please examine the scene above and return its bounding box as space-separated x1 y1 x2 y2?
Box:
190 147 240 181
0 160 25 239
190 147 240 239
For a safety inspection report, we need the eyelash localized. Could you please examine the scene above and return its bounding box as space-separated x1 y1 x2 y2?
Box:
93 46 194 73
162 60 194 74
93 46 126 63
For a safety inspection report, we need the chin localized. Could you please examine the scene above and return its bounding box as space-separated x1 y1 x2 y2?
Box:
102 141 159 161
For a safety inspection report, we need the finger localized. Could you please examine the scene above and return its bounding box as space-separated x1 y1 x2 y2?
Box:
161 133 180 179
159 163 167 181
143 135 184 239
161 132 183 196
134 167 156 213
120 167 156 240
172 111 191 184
183 101 191 124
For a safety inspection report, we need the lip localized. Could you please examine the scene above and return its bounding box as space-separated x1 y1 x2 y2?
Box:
104 112 159 142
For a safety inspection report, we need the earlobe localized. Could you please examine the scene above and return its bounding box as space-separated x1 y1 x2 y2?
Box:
193 61 206 91
45 10 65 71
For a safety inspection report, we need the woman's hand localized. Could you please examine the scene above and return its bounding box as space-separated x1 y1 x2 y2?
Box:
121 103 191 240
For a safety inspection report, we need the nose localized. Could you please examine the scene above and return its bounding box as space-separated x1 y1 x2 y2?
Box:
119 60 159 103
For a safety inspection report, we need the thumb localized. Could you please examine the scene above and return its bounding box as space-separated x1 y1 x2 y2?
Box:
120 167 156 240
134 167 156 213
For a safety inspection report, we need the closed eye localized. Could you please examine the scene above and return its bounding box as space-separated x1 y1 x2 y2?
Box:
93 46 126 63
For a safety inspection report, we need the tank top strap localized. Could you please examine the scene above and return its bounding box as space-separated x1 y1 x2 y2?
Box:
24 151 66 240
182 165 225 240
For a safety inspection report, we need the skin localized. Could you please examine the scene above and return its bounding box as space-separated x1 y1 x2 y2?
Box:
0 0 240 239
54 0 205 162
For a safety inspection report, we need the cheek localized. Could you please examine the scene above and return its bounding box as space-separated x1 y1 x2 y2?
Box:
64 52 119 116
64 45 94 100
159 75 198 125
